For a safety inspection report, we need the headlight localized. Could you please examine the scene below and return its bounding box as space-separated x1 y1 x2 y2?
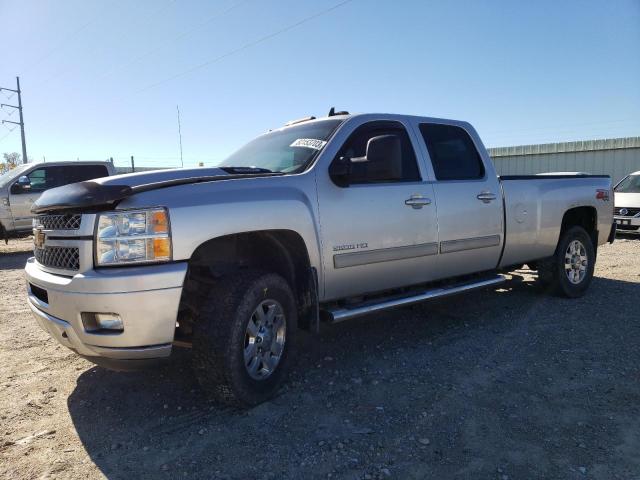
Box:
95 208 172 266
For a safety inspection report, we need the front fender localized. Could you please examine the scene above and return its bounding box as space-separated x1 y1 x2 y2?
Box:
116 174 323 292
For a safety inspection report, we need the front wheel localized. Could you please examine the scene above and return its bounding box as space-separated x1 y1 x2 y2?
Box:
537 226 595 298
192 271 297 406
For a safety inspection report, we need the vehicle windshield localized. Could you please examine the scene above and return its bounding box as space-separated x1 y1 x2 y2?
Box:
615 174 640 193
217 119 343 173
0 163 31 188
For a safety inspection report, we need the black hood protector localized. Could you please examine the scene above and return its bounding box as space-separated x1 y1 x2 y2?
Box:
32 181 132 214
31 172 283 214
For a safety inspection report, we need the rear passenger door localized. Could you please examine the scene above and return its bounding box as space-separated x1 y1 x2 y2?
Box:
415 122 503 277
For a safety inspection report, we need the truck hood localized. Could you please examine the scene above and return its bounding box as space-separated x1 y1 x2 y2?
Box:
31 167 281 214
614 192 640 208
94 167 228 188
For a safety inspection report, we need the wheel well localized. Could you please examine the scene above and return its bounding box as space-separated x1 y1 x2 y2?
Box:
560 206 598 246
179 230 317 334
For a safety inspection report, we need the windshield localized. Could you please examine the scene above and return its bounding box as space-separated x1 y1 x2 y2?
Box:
0 163 31 188
218 119 343 173
615 174 640 193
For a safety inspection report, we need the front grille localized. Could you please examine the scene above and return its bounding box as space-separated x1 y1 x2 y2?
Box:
615 207 640 217
34 246 80 271
37 214 82 230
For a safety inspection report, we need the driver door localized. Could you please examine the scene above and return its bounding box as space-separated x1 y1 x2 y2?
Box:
9 167 53 230
317 120 440 301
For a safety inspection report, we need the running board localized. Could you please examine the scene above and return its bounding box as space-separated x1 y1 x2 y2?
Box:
325 275 506 323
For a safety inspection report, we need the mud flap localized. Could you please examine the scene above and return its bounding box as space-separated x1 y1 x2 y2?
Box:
299 266 320 334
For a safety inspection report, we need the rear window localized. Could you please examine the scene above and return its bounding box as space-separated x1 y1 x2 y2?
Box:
67 165 109 183
419 123 485 180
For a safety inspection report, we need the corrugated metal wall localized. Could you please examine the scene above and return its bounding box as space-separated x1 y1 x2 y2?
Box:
488 137 640 184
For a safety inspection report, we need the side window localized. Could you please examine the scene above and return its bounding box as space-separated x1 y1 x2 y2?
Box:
66 165 109 184
419 123 485 180
26 168 49 192
336 121 421 184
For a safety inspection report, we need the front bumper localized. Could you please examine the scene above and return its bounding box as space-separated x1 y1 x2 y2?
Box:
25 258 188 365
614 215 640 230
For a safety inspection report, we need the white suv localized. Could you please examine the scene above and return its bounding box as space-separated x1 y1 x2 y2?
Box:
614 171 640 233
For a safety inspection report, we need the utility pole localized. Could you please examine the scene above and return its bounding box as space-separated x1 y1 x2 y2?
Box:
0 77 28 164
176 105 184 168
131 155 135 173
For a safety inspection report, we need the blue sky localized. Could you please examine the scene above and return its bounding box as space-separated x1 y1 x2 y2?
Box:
0 0 639 169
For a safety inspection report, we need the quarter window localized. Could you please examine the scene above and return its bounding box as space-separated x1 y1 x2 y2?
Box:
419 123 485 180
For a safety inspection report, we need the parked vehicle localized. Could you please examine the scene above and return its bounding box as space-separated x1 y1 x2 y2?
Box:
0 161 115 240
24 112 615 406
613 171 640 233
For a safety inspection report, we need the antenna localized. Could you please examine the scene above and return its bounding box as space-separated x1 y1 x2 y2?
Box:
176 105 184 168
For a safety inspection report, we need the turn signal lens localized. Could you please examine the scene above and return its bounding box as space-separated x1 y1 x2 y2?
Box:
152 237 171 260
151 210 169 234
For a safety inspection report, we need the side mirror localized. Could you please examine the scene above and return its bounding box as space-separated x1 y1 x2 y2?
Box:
17 175 31 187
10 176 31 194
364 135 402 174
329 134 403 187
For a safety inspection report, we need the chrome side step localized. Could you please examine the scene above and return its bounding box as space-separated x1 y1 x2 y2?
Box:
325 275 506 323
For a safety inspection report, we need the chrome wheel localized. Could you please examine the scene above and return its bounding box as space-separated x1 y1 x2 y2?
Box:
564 239 588 284
244 299 286 380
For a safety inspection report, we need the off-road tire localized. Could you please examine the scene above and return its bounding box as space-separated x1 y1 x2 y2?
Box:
537 226 595 298
192 270 297 407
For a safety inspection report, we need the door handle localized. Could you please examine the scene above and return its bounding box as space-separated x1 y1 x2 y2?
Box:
477 191 497 203
405 195 432 209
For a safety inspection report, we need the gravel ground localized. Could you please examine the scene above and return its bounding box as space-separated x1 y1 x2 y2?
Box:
1 235 639 479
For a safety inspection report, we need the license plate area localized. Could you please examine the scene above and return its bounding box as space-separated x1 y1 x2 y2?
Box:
616 219 631 226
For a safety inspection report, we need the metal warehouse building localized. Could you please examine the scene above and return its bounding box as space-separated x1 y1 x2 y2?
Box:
488 136 640 184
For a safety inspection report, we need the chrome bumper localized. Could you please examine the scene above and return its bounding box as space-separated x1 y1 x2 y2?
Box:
25 258 188 362
614 215 640 227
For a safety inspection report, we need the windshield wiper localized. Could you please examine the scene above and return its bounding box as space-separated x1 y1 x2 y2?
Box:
219 166 277 174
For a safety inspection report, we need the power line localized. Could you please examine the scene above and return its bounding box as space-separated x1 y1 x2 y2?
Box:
96 0 250 83
33 0 178 89
21 1 114 74
0 130 15 143
134 0 355 94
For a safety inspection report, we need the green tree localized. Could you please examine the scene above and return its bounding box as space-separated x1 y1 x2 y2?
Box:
1 152 21 174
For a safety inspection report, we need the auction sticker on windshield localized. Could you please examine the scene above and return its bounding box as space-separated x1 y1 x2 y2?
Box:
290 138 327 150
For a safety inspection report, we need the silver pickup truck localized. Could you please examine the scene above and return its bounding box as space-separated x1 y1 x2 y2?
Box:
25 112 615 406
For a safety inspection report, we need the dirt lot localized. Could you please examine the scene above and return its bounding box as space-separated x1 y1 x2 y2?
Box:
1 235 639 479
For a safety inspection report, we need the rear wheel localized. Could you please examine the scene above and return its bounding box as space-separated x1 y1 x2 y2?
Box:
192 271 297 406
537 226 595 298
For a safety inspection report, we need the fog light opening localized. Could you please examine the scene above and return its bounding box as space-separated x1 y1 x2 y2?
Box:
81 313 124 333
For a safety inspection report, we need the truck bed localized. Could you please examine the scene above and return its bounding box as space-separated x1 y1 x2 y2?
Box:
498 174 613 268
